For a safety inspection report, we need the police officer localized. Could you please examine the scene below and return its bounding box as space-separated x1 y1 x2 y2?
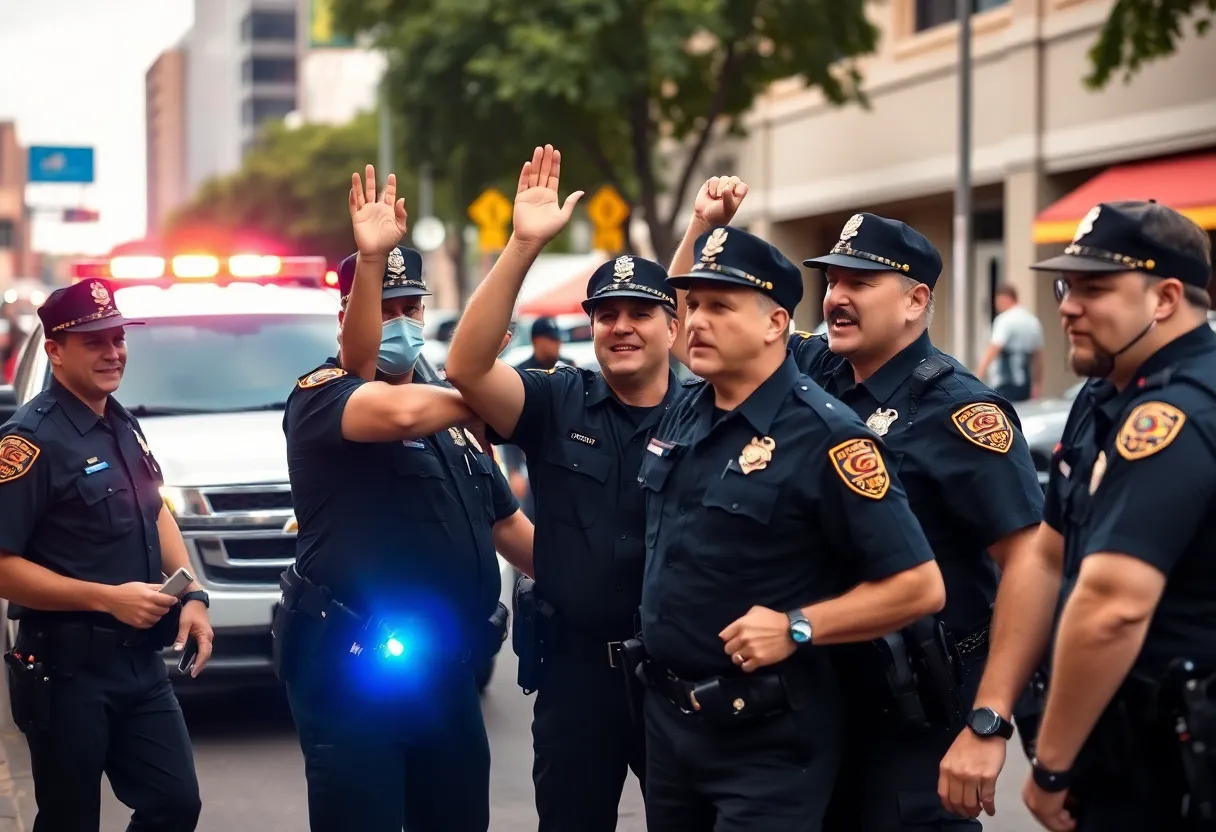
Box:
796 214 1043 829
0 279 209 831
1014 200 1216 831
638 224 947 830
517 316 577 371
445 144 678 831
277 165 534 832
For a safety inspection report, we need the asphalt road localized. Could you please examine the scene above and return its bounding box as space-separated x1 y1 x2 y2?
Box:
1 650 1041 831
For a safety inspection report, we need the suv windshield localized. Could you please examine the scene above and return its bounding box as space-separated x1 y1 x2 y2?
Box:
120 314 337 414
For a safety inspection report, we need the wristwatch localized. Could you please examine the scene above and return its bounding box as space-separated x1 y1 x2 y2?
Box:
1030 756 1072 793
182 590 210 609
785 610 813 645
965 706 1014 740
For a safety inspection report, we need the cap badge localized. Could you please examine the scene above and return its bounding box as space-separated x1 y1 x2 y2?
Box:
90 281 111 308
865 408 899 437
700 228 728 263
840 214 864 241
739 436 776 475
1073 206 1101 243
612 255 635 282
386 248 406 276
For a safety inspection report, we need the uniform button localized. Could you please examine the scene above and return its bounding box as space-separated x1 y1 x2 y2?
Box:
619 533 626 540
731 502 739 510
107 488 113 494
572 462 579 468
664 560 672 567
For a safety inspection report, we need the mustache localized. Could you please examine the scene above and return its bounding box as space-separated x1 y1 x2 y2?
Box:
828 306 859 325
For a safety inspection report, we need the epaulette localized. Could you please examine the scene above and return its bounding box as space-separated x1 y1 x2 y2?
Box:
681 375 705 387
910 355 954 400
16 396 54 432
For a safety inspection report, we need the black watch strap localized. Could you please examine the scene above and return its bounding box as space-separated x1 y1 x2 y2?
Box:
1030 757 1071 793
182 590 210 609
966 707 1014 740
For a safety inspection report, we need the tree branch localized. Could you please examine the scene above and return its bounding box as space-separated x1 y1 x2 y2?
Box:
664 38 740 233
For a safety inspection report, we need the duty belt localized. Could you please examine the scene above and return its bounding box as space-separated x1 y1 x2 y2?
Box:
643 662 793 724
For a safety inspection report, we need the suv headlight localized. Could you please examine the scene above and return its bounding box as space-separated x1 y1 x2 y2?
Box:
159 486 189 516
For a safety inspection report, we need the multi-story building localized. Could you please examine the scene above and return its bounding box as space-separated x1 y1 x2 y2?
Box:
0 122 32 284
185 0 299 193
707 0 1215 395
295 0 384 126
146 47 190 235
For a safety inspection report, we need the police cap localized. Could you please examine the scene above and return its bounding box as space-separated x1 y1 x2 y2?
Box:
803 213 944 289
336 246 430 303
37 279 143 335
581 255 675 316
1031 201 1212 288
668 225 803 313
530 316 560 340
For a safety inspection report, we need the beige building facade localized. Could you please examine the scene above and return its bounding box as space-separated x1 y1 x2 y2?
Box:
0 122 33 284
717 0 1216 396
146 49 190 236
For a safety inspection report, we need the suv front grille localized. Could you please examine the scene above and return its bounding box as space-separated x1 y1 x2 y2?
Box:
172 484 296 588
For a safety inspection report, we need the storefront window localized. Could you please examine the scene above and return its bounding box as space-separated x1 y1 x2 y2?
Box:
915 0 1009 32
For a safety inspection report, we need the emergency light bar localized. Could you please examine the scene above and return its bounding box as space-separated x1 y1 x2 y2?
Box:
70 254 329 287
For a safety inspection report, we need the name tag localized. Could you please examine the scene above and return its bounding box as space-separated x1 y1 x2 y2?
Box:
568 431 599 447
646 438 674 458
84 461 109 475
402 440 426 449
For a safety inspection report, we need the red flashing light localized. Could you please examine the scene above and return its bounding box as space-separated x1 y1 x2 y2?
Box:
324 270 339 287
70 254 329 287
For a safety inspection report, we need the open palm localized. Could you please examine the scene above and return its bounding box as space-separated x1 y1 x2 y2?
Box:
350 164 408 258
513 145 584 245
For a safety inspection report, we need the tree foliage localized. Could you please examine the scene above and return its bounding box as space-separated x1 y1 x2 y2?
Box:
165 114 387 265
332 0 877 260
1086 0 1214 89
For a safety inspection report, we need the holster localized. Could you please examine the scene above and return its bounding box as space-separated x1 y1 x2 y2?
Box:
1171 661 1216 821
3 650 50 735
1012 666 1049 761
475 602 510 668
621 637 647 724
868 616 964 730
512 576 555 695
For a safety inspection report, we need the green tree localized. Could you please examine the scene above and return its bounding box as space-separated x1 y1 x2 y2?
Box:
1086 0 1214 89
333 0 877 261
166 113 391 265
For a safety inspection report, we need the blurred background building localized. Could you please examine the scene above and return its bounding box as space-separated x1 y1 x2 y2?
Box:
146 46 189 235
0 121 33 282
715 0 1215 395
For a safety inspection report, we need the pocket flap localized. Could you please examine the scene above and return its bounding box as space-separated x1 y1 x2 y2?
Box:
701 475 779 524
638 454 674 493
545 446 611 483
76 473 129 507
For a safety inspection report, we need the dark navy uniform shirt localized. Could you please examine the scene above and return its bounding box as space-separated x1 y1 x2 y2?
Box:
283 360 518 640
490 365 685 641
1045 324 1216 676
0 378 165 614
789 330 1043 636
639 355 936 682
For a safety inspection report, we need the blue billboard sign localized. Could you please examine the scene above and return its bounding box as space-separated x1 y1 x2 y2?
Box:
28 146 95 184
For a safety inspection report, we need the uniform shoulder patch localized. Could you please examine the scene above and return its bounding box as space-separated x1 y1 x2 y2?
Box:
792 330 814 339
828 437 890 500
0 435 40 484
1116 401 1186 461
951 402 1013 454
297 367 348 389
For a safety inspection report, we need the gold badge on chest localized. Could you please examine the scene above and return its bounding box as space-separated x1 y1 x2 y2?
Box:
1088 450 1107 495
739 436 776 475
448 427 466 446
866 408 899 437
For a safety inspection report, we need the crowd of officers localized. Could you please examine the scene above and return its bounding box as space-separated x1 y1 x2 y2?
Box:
0 143 1211 832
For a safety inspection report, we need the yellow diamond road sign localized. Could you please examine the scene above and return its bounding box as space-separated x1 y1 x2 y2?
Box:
592 227 624 254
468 188 512 228
586 185 629 229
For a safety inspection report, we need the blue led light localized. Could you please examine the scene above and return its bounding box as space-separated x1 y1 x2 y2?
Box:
385 637 405 657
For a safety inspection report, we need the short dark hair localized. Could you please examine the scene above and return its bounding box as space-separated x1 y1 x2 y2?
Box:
996 283 1018 303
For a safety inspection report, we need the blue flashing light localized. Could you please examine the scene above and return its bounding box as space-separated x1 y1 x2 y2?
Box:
385 636 405 658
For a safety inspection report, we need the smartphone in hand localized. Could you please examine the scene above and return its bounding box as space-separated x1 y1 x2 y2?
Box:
177 638 200 675
159 567 194 598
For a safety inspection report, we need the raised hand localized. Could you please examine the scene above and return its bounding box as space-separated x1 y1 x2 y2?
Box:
512 145 584 246
350 164 408 259
693 175 749 227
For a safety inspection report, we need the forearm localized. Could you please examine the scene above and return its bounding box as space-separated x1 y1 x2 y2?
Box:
401 386 478 437
157 507 201 594
446 236 543 383
338 253 386 380
667 217 711 368
492 512 535 578
1034 589 1150 770
0 552 111 613
972 543 1061 717
802 563 945 645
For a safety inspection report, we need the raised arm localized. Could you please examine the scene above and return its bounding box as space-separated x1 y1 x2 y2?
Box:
445 144 583 440
340 164 409 380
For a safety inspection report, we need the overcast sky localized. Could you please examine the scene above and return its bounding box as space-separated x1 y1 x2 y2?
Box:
0 0 194 255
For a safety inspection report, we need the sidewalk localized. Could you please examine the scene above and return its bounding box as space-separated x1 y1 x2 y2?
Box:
0 725 26 832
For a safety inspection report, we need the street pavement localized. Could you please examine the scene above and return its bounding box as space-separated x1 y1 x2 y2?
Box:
0 650 1041 830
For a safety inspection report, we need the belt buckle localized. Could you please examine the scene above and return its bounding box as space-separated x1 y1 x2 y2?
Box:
606 641 622 669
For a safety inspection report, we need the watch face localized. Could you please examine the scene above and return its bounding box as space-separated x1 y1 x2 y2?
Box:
970 708 998 735
791 620 812 643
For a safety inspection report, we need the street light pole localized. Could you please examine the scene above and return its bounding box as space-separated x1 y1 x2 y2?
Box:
952 0 974 366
